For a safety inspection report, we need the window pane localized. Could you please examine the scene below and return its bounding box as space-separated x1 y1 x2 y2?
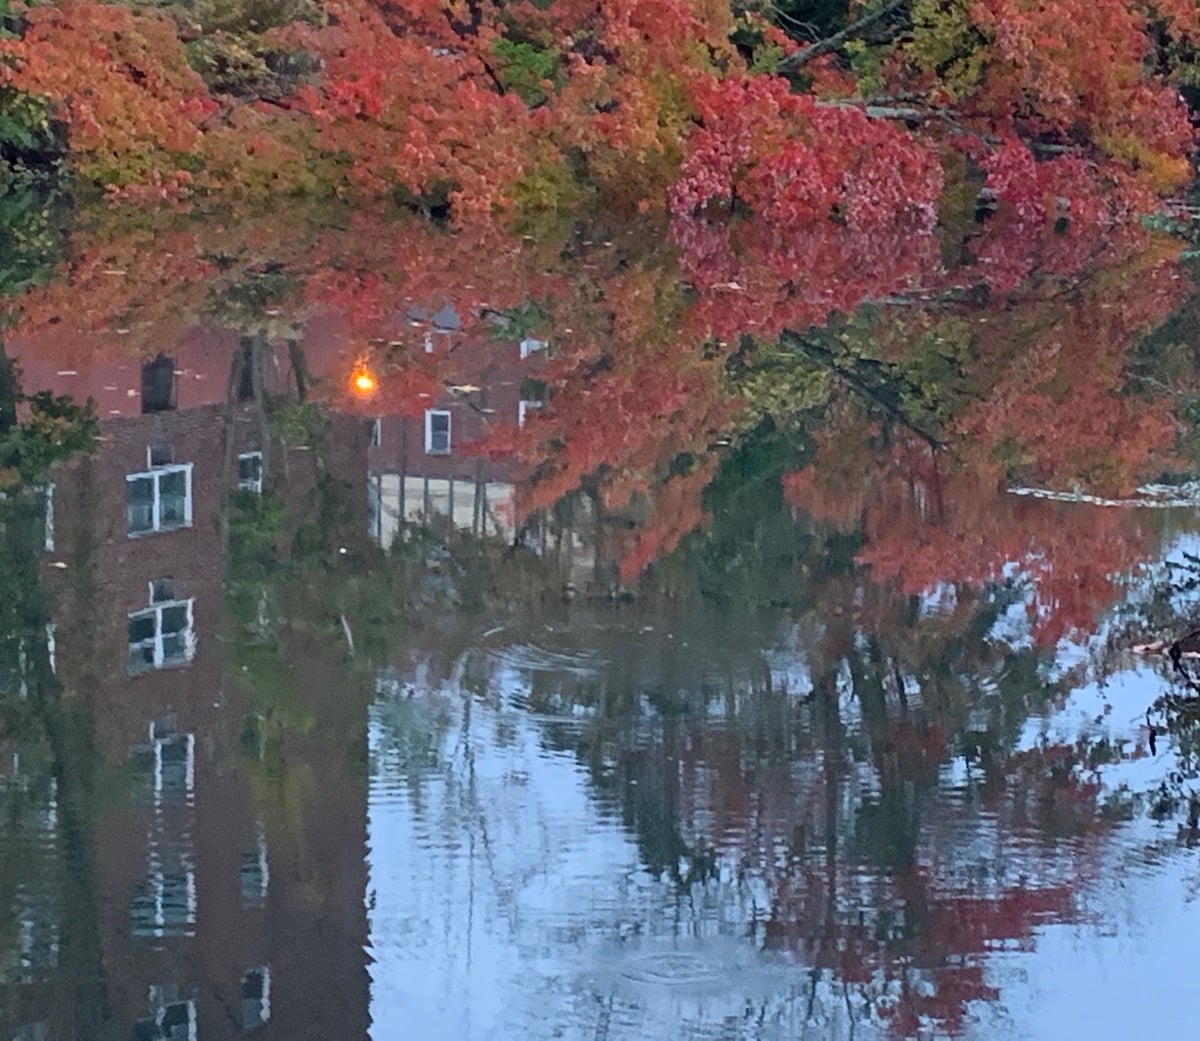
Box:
161 633 187 664
128 645 156 673
158 471 187 528
427 411 451 453
242 969 268 1029
159 739 190 792
128 614 156 643
239 453 262 483
141 354 176 414
159 874 193 932
150 579 175 603
127 478 154 533
160 605 187 635
160 1002 192 1041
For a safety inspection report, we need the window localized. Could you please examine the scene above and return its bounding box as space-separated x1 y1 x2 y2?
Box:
131 723 194 796
519 337 548 359
238 452 263 494
236 339 256 402
518 400 542 428
141 354 176 413
370 417 382 447
424 410 451 455
240 828 269 909
127 464 192 535
150 579 175 604
128 599 195 674
148 443 173 468
242 967 271 1030
131 873 196 939
155 731 194 795
130 729 196 940
133 994 195 1041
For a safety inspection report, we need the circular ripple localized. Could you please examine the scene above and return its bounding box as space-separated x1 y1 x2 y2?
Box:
619 952 724 986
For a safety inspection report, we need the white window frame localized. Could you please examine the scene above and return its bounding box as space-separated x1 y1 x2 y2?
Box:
238 451 263 495
518 400 542 428
424 409 451 455
150 729 195 796
126 463 193 535
128 599 195 673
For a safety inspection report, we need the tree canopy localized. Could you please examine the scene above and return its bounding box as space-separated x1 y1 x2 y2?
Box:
0 0 1195 225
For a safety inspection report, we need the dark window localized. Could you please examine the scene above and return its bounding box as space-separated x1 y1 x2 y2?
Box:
425 410 451 454
238 452 263 493
128 602 194 673
150 579 175 603
141 355 176 413
242 967 270 1029
127 476 155 534
237 339 255 401
128 615 156 645
158 736 191 792
160 1003 192 1041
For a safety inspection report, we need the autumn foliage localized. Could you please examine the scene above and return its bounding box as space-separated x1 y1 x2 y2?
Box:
6 0 1200 598
0 0 1195 223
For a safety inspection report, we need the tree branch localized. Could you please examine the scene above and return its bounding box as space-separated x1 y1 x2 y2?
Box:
820 97 1091 157
777 0 909 73
780 329 947 450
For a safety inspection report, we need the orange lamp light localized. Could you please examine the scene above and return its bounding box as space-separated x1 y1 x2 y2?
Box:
351 366 377 396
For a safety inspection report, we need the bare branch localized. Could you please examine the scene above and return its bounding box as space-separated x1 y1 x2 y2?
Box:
777 0 909 73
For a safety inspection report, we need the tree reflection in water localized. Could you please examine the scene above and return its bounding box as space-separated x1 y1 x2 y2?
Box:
5 201 1200 1038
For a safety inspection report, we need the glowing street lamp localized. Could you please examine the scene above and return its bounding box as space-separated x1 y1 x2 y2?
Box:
351 364 377 397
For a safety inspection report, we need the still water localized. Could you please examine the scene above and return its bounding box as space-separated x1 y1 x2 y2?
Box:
3 211 1200 1040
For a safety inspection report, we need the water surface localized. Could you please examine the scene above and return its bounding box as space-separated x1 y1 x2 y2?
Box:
2 213 1200 1040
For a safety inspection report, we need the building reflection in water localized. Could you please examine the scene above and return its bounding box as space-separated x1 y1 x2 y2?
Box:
2 296 612 1038
2 329 373 1041
2 280 1197 1040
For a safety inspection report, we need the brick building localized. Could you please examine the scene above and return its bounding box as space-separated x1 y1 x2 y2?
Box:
6 329 373 1041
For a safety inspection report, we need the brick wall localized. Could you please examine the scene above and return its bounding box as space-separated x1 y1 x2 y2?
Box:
43 401 371 1041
